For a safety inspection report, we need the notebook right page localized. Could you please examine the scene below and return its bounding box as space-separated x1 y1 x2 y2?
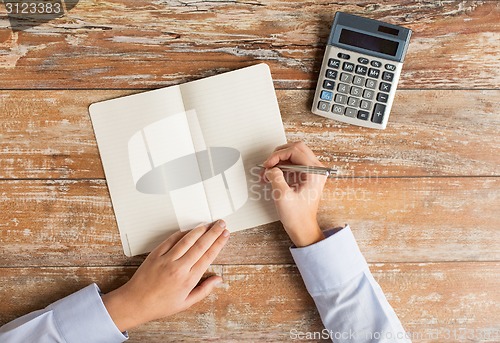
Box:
179 63 287 232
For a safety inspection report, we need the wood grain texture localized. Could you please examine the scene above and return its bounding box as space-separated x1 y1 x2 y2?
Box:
1 177 498 267
0 1 498 340
0 263 498 342
0 89 498 179
0 1 498 89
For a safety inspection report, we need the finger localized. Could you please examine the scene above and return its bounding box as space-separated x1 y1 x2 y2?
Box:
182 220 228 266
165 223 211 261
186 275 223 307
272 141 319 163
273 142 293 152
190 228 230 275
150 230 187 257
263 145 314 169
265 167 291 195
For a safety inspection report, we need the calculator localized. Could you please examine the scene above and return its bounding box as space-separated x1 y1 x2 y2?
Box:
312 12 411 129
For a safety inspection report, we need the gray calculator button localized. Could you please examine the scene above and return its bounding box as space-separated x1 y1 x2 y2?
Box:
371 60 382 68
372 103 386 124
377 92 389 103
357 110 370 120
325 69 338 80
355 65 368 75
345 107 357 117
328 58 340 69
317 101 330 112
368 68 380 78
323 79 335 90
350 86 362 97
332 104 345 114
340 73 353 83
342 62 354 72
338 53 350 60
382 71 394 82
348 97 360 107
379 82 392 92
385 64 396 71
360 100 372 110
334 94 347 104
358 57 369 64
365 79 377 89
352 76 364 86
337 83 350 94
363 89 374 100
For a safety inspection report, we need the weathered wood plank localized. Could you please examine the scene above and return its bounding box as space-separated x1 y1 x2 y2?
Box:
0 263 498 342
1 177 498 267
0 1 498 89
0 90 498 179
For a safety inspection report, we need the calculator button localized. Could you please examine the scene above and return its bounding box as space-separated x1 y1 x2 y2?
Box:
337 53 350 60
362 89 374 100
342 62 355 72
365 79 377 89
385 64 396 71
332 104 345 114
347 97 360 107
371 60 382 68
317 101 330 112
352 76 365 86
360 100 372 110
357 110 370 120
355 65 367 75
368 68 380 78
379 82 392 92
334 94 347 104
357 57 369 64
350 86 362 97
325 69 338 80
372 103 386 124
345 107 357 118
323 80 335 90
337 83 350 94
328 58 340 69
382 71 394 82
340 73 353 83
320 90 333 101
377 93 389 103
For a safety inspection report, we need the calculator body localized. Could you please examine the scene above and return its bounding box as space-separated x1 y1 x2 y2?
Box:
312 12 411 129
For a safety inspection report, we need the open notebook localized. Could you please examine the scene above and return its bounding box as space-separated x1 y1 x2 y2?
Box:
89 63 287 256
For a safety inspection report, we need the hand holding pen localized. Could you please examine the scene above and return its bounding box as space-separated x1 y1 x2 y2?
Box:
260 141 329 247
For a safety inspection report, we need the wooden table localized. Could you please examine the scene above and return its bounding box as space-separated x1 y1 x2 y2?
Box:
1 1 499 342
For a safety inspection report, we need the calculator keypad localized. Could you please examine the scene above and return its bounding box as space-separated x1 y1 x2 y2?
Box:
314 49 399 127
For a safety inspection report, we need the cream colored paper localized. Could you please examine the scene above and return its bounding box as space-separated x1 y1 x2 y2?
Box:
89 63 287 256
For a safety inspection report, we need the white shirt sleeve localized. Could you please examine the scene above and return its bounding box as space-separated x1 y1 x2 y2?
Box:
0 283 127 343
290 226 411 343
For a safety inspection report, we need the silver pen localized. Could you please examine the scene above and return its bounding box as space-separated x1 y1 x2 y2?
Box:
257 164 338 178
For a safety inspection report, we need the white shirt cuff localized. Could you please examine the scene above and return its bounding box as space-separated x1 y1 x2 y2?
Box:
289 225 368 295
47 283 127 343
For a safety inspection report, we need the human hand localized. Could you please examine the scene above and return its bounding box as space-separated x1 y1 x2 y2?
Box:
102 221 229 332
262 142 327 247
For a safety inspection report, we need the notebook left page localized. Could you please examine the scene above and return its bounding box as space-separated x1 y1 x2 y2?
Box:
89 86 195 256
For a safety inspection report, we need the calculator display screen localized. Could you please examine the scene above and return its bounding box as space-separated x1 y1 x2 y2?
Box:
339 29 399 56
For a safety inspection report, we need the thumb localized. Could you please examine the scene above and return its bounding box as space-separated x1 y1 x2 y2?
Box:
265 167 291 194
186 275 222 306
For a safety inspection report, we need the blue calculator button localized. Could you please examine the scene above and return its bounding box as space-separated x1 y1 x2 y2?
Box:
320 90 333 101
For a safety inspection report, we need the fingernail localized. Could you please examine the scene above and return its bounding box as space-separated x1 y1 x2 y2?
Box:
218 220 226 228
222 229 230 237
